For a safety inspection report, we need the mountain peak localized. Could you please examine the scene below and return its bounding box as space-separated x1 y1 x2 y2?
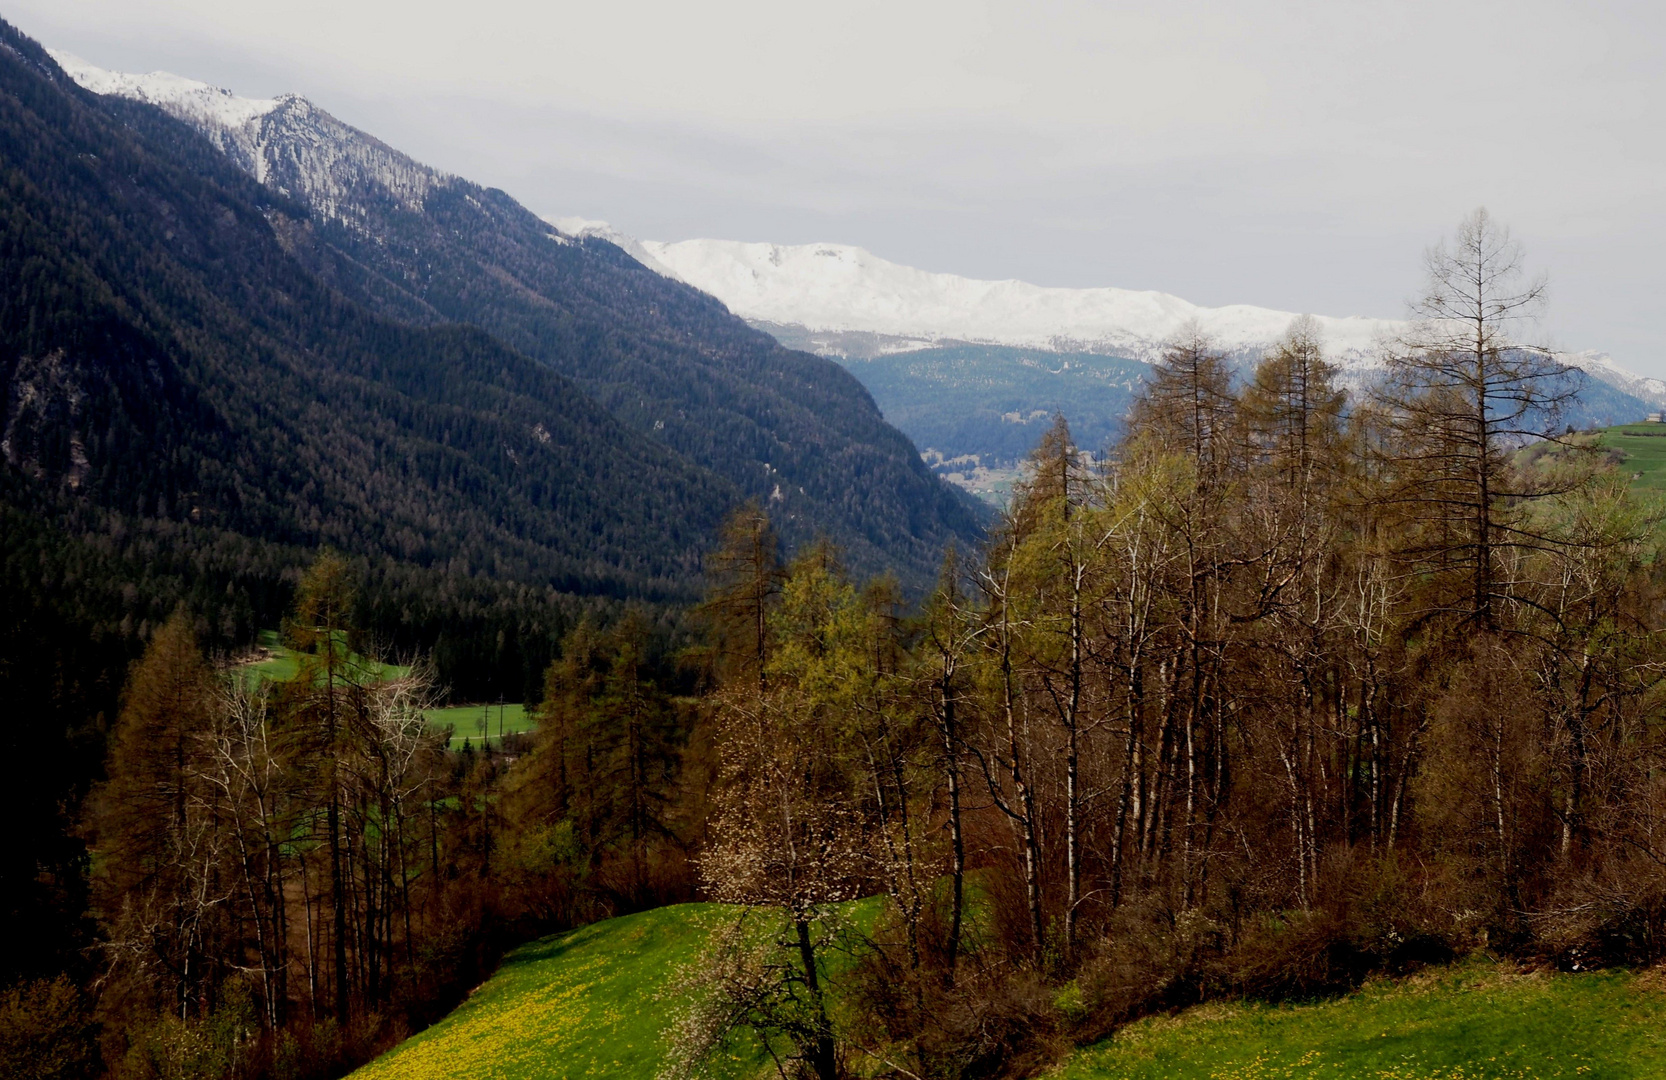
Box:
47 49 281 129
51 51 447 224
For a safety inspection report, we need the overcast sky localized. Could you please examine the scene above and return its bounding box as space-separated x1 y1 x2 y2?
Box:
19 1 1666 373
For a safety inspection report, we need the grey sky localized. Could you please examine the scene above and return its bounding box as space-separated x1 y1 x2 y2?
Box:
18 1 1666 373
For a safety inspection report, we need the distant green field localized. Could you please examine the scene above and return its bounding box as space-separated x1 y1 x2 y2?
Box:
1060 959 1666 1080
1595 423 1666 493
234 631 531 746
236 629 409 688
428 702 533 748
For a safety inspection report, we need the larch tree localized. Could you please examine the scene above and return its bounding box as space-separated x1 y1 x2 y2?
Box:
699 503 787 690
90 609 219 1020
1379 207 1579 628
1127 319 1238 483
281 552 359 1023
698 544 869 1080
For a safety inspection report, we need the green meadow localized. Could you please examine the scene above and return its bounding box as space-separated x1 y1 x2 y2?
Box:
235 630 534 745
349 904 759 1080
1594 423 1666 494
235 629 409 687
346 902 1666 1080
428 702 533 747
1059 959 1666 1080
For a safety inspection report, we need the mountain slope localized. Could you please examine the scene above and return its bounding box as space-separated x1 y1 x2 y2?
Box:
53 52 988 582
859 345 1147 462
0 24 743 682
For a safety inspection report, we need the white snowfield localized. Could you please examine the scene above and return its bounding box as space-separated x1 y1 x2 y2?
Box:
636 236 1396 364
50 50 1663 408
557 227 1666 406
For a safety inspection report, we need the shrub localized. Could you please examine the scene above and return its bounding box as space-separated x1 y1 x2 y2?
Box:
0 976 99 1080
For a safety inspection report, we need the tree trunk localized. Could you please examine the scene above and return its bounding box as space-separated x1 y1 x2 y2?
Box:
795 918 839 1080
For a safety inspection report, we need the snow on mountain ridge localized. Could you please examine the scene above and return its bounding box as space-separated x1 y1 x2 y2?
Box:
51 51 446 226
633 236 1396 364
50 49 280 130
548 217 687 283
577 230 1659 407
50 50 1662 413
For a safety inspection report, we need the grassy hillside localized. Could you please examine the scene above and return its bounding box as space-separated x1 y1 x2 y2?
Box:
351 903 1665 1080
1059 960 1666 1080
1595 423 1666 493
349 905 745 1080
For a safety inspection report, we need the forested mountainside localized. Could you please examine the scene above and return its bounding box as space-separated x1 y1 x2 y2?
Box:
0 17 717 986
848 344 1655 476
0 24 755 679
851 345 1149 465
56 53 987 579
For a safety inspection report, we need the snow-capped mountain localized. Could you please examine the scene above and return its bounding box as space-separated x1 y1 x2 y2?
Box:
55 50 1664 427
555 226 1664 409
53 50 446 228
633 237 1395 363
50 50 988 568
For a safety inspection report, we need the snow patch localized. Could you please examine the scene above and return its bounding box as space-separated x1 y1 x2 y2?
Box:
50 50 442 225
49 49 279 129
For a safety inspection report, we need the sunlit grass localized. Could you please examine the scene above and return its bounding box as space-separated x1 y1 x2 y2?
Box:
349 903 1666 1080
1056 959 1666 1080
349 904 752 1080
1596 424 1666 493
349 900 896 1080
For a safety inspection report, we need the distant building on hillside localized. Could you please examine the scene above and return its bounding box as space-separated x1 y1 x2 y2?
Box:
1649 412 1664 423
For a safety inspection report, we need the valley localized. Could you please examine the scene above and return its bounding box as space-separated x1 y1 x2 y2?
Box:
5 11 1666 1080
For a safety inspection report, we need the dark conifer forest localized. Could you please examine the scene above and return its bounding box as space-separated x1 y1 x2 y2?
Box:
6 14 1666 1080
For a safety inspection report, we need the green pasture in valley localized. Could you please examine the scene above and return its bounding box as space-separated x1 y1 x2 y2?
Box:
1058 958 1666 1080
1517 423 1666 496
1594 423 1666 493
234 631 532 745
429 702 533 747
235 629 409 688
